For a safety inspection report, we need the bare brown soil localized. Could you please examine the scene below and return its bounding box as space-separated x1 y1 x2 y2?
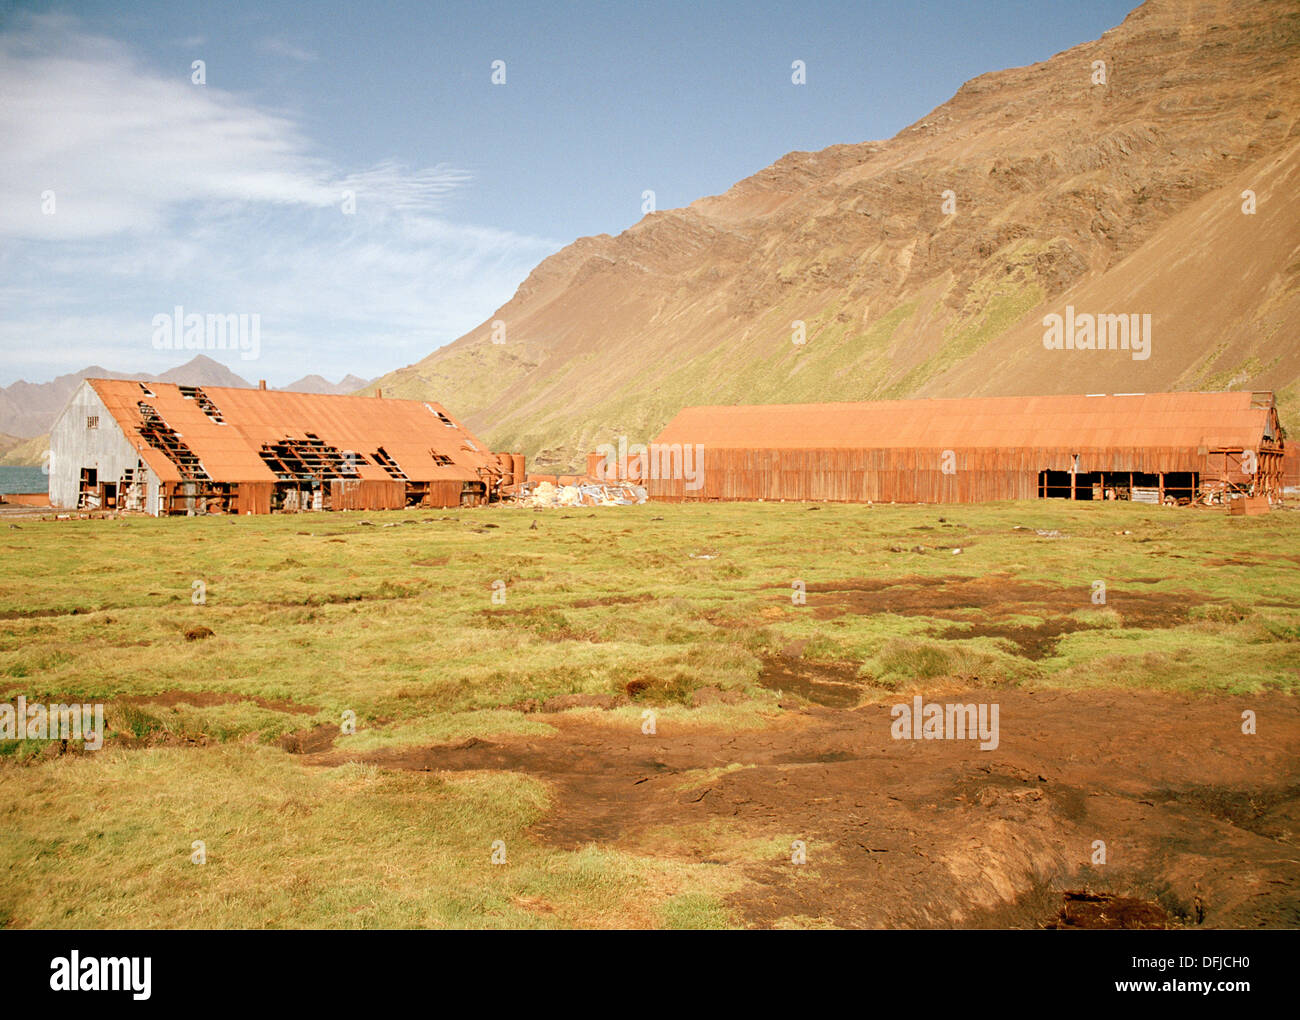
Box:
279 724 339 754
569 593 655 609
304 686 1300 928
1045 891 1170 929
756 657 865 708
798 573 1208 659
0 606 89 620
118 689 318 715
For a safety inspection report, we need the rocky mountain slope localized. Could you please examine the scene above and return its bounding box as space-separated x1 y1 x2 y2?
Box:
368 0 1300 471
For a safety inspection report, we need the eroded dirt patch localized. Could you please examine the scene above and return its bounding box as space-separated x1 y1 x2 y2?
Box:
118 689 317 715
303 688 1300 928
757 657 866 707
932 619 1084 660
0 606 91 621
794 574 1212 657
280 724 338 754
801 573 1206 624
1045 891 1169 929
570 593 655 609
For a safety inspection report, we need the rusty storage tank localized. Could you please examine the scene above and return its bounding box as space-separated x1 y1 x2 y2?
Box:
496 452 514 487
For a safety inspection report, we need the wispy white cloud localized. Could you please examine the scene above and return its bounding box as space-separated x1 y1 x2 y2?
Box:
258 37 318 63
340 161 473 214
0 17 332 239
0 13 560 386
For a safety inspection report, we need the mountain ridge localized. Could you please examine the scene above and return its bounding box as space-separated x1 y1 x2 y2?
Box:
0 356 373 440
367 0 1300 470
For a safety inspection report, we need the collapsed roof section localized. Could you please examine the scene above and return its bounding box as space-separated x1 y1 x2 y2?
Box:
89 379 503 486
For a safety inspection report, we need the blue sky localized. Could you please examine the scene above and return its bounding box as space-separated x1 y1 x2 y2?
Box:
0 0 1138 386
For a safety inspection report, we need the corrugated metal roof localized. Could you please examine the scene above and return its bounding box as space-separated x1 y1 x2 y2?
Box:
89 379 499 484
654 392 1276 451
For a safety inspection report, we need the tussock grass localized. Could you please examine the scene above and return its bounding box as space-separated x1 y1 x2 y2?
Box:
0 499 1296 926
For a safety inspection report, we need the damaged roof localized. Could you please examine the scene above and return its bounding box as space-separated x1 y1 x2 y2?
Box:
89 379 500 484
655 392 1281 452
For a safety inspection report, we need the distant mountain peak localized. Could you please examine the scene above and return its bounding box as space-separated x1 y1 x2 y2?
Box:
279 373 373 395
0 357 370 438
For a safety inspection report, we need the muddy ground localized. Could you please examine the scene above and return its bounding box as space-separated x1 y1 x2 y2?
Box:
799 572 1213 659
306 684 1300 929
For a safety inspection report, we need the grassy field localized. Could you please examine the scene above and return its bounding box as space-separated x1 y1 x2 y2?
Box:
1 500 1297 928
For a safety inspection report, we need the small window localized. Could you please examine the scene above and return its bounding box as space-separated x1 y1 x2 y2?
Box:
86 415 99 430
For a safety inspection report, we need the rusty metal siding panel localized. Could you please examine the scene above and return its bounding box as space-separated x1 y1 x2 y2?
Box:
329 480 406 510
646 445 1254 504
233 483 273 515
424 480 464 508
645 392 1282 504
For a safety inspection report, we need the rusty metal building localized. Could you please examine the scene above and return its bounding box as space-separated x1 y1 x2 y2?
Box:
641 391 1285 505
49 379 523 515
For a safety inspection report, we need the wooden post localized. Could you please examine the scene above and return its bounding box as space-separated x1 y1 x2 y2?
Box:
1158 473 1164 503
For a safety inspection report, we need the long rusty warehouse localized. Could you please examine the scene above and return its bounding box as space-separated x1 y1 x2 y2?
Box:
640 391 1286 505
49 379 524 515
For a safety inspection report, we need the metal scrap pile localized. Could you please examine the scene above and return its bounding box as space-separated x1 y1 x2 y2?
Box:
517 480 647 508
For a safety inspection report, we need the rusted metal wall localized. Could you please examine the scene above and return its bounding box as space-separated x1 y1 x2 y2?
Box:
329 479 406 510
645 446 1282 503
1 492 52 506
424 480 465 508
234 483 273 515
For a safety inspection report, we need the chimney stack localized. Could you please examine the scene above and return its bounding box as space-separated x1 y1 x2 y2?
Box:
258 379 266 390
375 388 382 398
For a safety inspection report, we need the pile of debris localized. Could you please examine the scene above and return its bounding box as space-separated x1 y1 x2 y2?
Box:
516 480 647 508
